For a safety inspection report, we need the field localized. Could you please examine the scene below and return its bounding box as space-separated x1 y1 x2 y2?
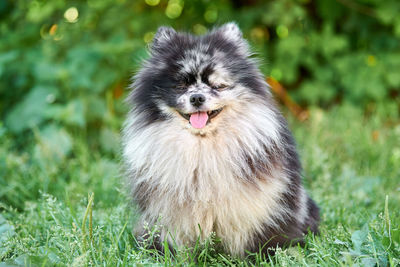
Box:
1 105 399 266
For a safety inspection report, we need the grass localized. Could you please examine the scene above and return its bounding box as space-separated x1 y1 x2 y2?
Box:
0 104 399 266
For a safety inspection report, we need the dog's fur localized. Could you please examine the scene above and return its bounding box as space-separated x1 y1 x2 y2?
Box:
123 22 319 257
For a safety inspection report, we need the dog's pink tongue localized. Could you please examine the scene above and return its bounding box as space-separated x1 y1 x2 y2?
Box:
190 112 208 129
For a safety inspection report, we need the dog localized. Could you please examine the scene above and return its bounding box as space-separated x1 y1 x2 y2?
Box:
122 22 319 257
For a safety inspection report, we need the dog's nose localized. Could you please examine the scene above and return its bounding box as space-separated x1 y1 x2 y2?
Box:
190 94 206 107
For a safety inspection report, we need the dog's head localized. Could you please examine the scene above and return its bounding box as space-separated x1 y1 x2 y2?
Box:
130 22 271 135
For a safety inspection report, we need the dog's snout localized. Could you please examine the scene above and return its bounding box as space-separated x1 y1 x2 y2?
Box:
190 94 206 107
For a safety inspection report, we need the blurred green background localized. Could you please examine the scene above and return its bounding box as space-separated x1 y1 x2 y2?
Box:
0 0 399 208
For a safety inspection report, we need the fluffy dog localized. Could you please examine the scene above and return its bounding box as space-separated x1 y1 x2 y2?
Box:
123 22 319 257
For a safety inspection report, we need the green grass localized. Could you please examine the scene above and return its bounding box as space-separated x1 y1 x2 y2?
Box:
0 104 399 266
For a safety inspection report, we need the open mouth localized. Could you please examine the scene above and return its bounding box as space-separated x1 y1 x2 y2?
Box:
178 108 223 129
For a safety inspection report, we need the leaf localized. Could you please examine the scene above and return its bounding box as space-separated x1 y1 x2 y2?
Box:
360 257 379 267
5 86 56 133
392 228 400 243
0 51 18 77
34 125 72 163
351 224 369 253
86 96 107 122
0 254 47 267
0 262 23 267
45 99 86 127
33 61 64 82
100 127 120 154
0 214 15 256
315 0 344 21
376 1 400 25
0 215 14 242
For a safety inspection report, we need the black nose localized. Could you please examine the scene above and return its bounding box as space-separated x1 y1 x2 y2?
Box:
190 94 206 107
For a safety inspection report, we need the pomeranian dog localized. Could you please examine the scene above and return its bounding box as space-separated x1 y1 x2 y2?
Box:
123 22 319 257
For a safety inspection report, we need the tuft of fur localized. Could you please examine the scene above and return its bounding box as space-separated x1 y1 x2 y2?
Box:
122 22 319 257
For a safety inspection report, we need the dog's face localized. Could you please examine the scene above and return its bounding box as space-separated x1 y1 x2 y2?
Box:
131 23 269 135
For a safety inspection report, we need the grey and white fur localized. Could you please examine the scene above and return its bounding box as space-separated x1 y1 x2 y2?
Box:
122 22 319 257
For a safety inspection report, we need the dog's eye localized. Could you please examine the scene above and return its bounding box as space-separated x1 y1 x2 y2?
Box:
173 84 187 91
211 84 228 90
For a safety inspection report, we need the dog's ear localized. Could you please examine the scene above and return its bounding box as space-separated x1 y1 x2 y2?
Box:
152 26 177 48
216 22 243 42
215 22 250 56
